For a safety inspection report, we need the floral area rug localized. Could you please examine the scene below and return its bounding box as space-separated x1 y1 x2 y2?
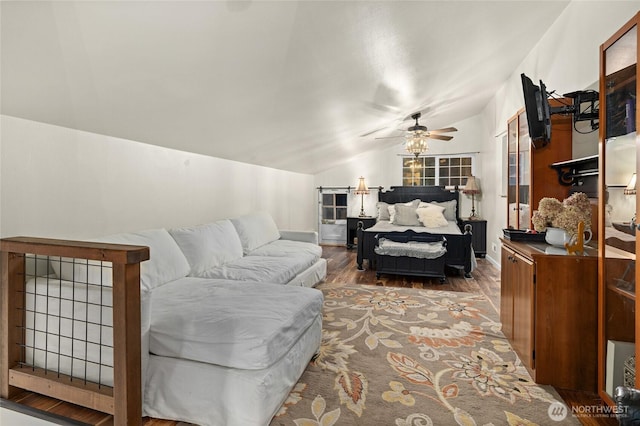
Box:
271 283 578 425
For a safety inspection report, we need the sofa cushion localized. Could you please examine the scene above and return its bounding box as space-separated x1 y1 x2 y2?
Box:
50 257 113 287
247 239 322 259
169 220 243 276
195 255 316 284
91 229 190 292
230 212 281 254
150 278 324 369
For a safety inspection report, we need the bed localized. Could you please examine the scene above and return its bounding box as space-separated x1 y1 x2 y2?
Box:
356 186 474 278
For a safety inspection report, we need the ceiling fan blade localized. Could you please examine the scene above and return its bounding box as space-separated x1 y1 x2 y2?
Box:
427 134 453 141
359 126 389 137
428 127 458 134
374 135 404 140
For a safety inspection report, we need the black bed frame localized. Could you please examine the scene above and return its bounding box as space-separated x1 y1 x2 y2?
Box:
356 186 473 278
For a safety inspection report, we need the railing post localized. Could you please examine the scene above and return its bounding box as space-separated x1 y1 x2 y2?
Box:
112 263 142 426
1 251 25 399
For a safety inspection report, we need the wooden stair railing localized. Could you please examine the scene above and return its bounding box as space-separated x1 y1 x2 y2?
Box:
0 237 149 425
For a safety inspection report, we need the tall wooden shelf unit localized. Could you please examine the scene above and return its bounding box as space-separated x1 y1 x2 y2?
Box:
598 12 640 407
507 104 573 231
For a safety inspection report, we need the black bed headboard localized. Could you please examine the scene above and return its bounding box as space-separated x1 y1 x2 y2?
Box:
378 186 461 221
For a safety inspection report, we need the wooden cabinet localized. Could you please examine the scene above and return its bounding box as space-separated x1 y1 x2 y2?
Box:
506 107 573 230
598 12 640 407
501 244 534 368
500 239 598 391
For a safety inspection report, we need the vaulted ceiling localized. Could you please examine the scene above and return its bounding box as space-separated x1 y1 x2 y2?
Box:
1 1 570 174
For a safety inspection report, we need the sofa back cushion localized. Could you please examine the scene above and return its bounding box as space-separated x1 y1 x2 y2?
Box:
169 220 243 276
91 229 190 292
50 257 113 287
230 212 281 254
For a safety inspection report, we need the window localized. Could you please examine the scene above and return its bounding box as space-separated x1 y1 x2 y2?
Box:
321 193 347 222
402 155 474 186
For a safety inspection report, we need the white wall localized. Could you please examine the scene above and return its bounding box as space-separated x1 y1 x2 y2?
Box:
0 115 316 239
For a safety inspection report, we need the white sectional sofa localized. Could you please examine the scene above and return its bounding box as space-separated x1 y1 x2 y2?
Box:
35 212 326 425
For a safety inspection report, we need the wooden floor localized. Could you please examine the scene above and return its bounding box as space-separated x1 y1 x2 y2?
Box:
4 245 616 425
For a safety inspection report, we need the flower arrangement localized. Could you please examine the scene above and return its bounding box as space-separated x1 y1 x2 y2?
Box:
531 192 591 236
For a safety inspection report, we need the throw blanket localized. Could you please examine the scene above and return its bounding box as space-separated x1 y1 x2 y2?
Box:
374 238 447 259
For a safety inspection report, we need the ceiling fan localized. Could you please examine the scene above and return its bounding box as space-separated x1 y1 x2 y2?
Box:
375 112 458 158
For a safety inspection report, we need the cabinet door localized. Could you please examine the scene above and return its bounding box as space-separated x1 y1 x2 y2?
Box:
511 252 535 370
517 113 531 230
500 247 515 340
599 14 639 405
507 116 519 229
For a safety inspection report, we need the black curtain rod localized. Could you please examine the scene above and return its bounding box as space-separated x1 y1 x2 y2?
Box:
316 186 384 192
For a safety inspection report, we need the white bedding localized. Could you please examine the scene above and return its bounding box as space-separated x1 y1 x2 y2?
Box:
365 219 463 235
149 278 324 369
375 238 447 259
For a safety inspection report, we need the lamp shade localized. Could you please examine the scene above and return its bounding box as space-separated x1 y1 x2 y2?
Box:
462 175 480 194
355 176 369 194
625 173 637 195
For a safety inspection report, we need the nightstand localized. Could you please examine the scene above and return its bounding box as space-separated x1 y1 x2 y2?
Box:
346 217 376 249
460 218 487 257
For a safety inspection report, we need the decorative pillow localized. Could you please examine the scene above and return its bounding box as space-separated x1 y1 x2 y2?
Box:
392 204 422 226
231 212 281 254
169 220 244 276
429 200 457 221
376 202 390 221
416 205 449 228
388 200 420 223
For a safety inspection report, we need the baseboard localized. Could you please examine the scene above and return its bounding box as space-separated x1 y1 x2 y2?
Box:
484 254 500 269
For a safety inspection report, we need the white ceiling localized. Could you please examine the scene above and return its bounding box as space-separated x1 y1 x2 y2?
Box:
1 1 570 174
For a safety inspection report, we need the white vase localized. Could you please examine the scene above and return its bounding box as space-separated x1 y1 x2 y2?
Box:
545 227 572 247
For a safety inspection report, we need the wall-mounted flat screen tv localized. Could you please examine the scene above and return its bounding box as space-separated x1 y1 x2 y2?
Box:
521 73 551 148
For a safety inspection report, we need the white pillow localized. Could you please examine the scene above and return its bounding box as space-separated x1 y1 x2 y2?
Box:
169 220 244 276
231 212 281 254
429 200 457 221
388 200 420 223
416 205 449 228
376 202 390 221
392 204 421 226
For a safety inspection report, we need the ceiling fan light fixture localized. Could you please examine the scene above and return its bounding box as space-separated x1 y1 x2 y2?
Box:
405 131 429 157
405 113 429 157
